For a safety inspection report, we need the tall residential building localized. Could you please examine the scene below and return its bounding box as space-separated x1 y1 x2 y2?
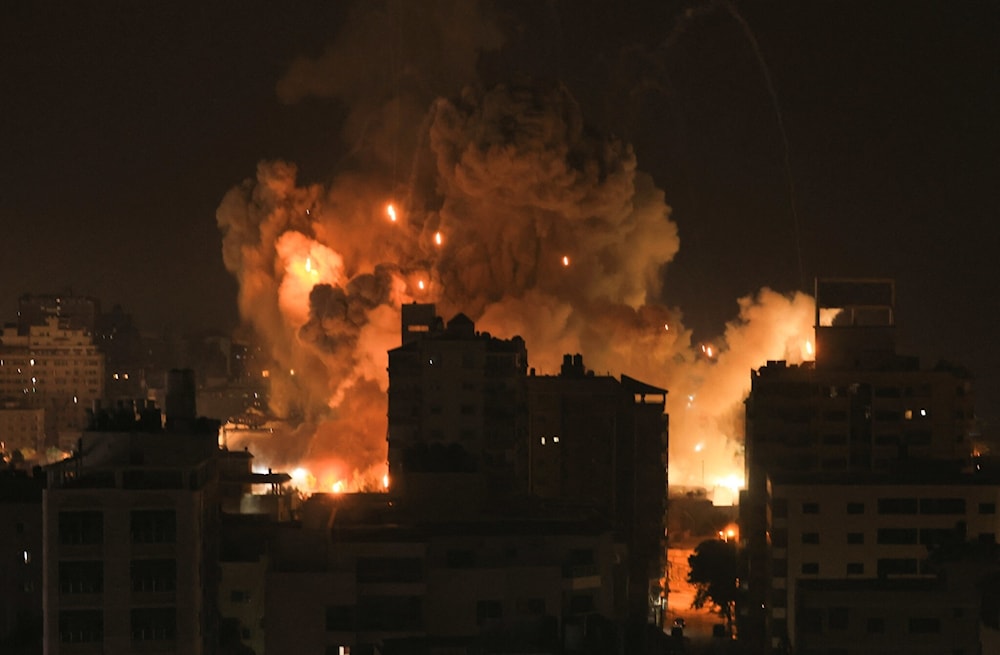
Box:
17 293 99 337
41 379 221 655
387 304 528 498
768 472 1000 653
0 317 105 447
527 354 669 622
258 492 622 655
388 305 669 625
0 470 44 653
741 279 980 652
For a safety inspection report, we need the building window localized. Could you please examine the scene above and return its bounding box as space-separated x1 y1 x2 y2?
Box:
920 498 966 515
847 562 864 575
131 559 176 592
829 607 849 630
59 610 103 643
357 595 422 631
476 600 503 625
878 498 918 514
801 562 819 574
908 617 941 634
979 502 996 515
130 510 176 544
802 502 820 514
920 528 958 546
325 605 356 631
59 561 103 594
799 609 822 634
802 532 819 544
356 557 423 583
569 594 595 614
877 528 918 545
846 502 865 514
516 597 546 615
866 617 885 634
130 607 176 642
59 511 103 545
877 558 918 577
772 499 788 519
446 549 476 568
230 590 251 603
847 532 864 545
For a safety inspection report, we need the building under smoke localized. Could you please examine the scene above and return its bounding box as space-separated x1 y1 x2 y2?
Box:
740 279 983 652
387 304 669 624
41 379 223 654
387 303 528 499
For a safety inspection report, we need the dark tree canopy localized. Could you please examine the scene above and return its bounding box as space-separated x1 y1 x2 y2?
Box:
687 538 739 628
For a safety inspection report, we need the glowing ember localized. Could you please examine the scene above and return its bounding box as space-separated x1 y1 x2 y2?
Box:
332 480 345 494
805 339 814 356
701 344 715 358
304 257 312 272
561 255 570 267
434 231 442 246
382 474 390 489
386 203 397 222
694 443 704 453
664 323 669 331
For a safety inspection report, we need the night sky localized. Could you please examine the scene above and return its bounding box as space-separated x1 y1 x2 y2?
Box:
2 2 998 421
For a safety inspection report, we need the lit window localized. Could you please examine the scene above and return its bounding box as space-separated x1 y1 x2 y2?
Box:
920 408 927 417
540 436 546 445
553 436 560 443
23 550 31 564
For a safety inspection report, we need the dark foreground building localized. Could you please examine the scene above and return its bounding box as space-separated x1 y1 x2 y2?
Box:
740 279 992 653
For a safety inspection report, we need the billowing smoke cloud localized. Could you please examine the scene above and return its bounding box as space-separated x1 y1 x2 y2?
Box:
216 1 815 497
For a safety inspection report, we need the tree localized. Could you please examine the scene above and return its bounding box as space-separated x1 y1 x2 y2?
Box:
687 538 740 631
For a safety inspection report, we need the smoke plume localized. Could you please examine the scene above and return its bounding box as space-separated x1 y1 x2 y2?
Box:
216 1 814 498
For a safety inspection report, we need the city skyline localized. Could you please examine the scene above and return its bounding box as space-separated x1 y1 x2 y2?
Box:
2 2 997 421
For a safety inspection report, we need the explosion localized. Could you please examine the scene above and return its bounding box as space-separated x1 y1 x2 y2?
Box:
215 2 815 501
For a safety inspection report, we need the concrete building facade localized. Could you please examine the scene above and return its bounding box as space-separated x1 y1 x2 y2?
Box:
41 399 221 655
741 279 982 652
0 317 105 446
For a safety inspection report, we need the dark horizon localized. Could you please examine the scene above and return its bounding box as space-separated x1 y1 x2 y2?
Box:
2 1 997 420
